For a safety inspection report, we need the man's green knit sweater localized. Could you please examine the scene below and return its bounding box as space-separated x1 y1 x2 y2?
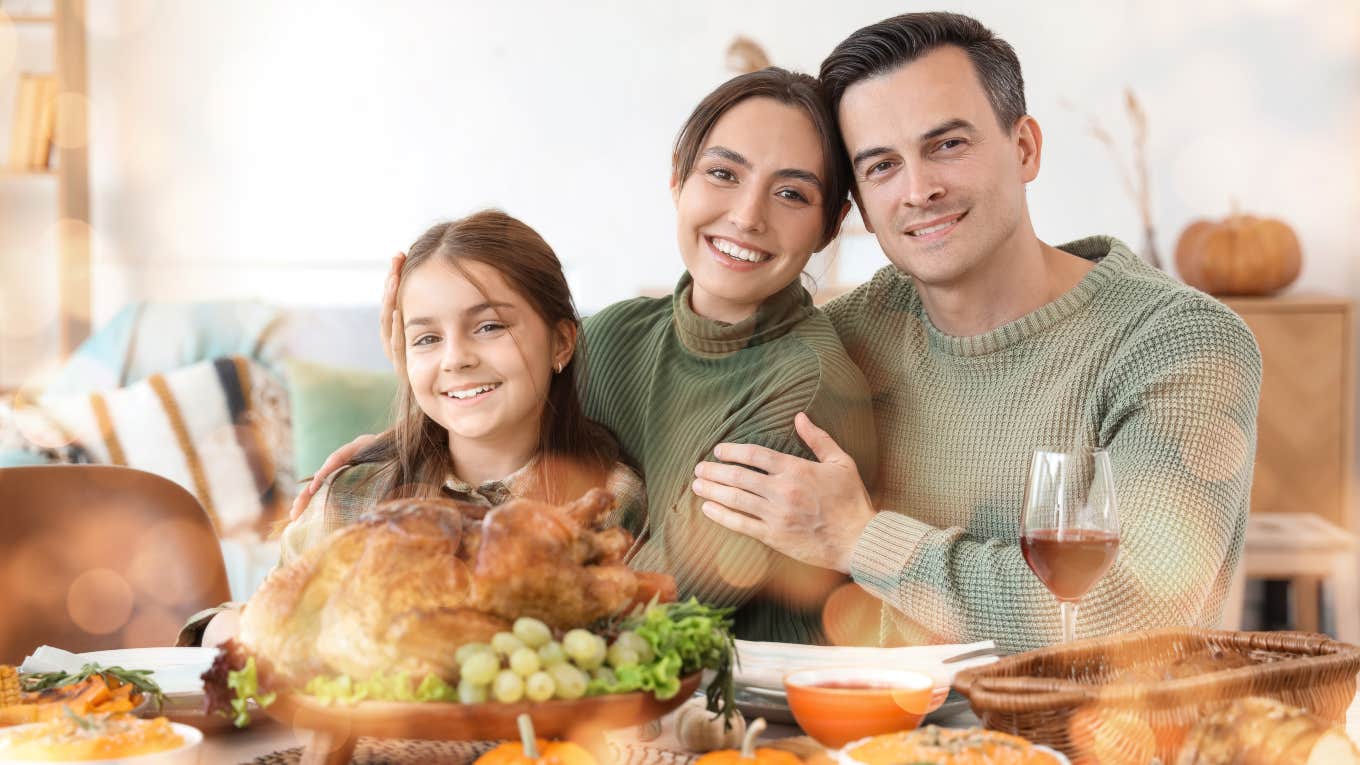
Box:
826 237 1262 653
583 274 877 644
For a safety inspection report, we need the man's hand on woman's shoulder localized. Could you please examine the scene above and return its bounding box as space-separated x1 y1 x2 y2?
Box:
691 413 878 573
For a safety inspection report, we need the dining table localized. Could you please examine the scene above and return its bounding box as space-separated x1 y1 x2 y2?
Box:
192 681 1360 765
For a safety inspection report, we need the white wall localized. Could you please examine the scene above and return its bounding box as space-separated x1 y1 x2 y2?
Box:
1 0 1357 383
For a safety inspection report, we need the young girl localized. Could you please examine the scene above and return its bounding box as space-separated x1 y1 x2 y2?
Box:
187 210 643 648
301 69 878 645
281 209 644 561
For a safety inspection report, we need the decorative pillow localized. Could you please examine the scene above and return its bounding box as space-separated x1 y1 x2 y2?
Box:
41 301 285 396
0 356 294 540
283 358 398 479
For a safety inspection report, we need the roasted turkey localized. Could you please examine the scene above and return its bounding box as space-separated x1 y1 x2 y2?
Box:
235 488 675 688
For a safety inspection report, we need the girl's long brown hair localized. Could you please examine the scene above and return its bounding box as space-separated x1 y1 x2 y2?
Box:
348 209 619 505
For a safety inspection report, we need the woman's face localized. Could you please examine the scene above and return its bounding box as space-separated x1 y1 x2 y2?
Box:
673 97 831 324
400 258 571 459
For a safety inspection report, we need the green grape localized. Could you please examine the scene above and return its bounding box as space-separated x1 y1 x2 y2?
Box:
492 669 525 703
562 629 597 664
457 677 488 704
524 671 555 702
460 651 501 686
591 666 617 686
454 642 493 665
613 630 654 663
509 647 541 677
606 644 639 670
574 634 608 670
491 631 526 656
549 663 587 700
512 617 553 648
537 640 567 667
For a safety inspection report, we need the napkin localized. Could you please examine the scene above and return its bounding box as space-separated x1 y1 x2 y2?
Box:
20 645 217 697
733 639 998 692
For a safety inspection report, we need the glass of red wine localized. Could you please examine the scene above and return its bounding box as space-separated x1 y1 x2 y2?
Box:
1020 448 1120 643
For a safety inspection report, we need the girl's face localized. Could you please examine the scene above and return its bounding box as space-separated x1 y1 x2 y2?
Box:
673 97 831 324
400 258 572 460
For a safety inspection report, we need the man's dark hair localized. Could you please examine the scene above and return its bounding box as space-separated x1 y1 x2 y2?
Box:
819 12 1026 132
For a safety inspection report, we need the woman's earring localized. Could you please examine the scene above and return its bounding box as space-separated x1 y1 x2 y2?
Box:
555 362 564 374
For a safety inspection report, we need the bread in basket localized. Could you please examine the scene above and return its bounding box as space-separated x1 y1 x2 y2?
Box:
952 628 1360 762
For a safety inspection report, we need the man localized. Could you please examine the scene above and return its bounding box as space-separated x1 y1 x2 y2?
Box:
690 12 1261 651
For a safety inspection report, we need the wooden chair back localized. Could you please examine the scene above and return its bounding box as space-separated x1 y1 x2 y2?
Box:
0 465 230 664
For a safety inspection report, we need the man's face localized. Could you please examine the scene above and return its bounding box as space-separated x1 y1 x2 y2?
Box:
838 45 1036 288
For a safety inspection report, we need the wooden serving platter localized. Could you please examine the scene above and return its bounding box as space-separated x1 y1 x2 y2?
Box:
265 672 703 765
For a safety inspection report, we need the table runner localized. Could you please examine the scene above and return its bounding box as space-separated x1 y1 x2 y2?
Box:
246 738 708 765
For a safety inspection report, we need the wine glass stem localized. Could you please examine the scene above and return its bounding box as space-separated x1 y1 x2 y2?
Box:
1060 600 1079 643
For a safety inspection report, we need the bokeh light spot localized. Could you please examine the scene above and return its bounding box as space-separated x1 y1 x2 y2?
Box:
713 540 765 590
67 567 133 635
11 406 76 450
822 582 884 647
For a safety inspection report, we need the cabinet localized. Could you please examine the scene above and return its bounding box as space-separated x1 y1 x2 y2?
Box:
1221 296 1355 530
1221 295 1356 636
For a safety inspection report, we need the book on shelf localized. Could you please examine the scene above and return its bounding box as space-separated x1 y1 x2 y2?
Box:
7 72 57 171
31 74 56 168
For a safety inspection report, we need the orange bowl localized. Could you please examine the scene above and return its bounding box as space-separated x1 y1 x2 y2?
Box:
783 668 934 748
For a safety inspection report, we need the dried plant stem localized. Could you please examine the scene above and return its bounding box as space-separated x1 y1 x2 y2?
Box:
1068 89 1161 269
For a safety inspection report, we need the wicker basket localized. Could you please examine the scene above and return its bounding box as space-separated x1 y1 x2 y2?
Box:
952 629 1360 763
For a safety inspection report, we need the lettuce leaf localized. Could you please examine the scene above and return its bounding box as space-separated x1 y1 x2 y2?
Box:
303 671 456 705
225 657 276 728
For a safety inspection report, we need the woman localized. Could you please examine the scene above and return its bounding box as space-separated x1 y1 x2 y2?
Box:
301 68 877 644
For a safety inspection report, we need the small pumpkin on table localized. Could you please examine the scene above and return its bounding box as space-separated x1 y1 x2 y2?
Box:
695 719 802 765
476 714 597 765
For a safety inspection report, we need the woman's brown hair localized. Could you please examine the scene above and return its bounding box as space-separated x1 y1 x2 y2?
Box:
672 67 851 248
349 209 618 505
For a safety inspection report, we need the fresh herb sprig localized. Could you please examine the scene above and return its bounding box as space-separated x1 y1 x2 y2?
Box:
21 663 166 710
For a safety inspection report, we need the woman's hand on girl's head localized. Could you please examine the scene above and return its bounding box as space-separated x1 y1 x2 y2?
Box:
288 433 380 519
379 252 407 364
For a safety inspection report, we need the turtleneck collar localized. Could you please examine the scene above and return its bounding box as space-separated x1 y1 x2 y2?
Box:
671 272 815 356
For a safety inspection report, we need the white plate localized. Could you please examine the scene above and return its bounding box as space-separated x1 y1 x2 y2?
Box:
20 647 215 707
0 721 202 764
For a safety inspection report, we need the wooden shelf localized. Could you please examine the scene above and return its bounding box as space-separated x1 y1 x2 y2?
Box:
0 168 57 177
0 0 88 359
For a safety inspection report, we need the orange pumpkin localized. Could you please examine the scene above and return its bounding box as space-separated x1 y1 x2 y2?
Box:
694 719 803 765
1174 212 1301 296
475 714 596 765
